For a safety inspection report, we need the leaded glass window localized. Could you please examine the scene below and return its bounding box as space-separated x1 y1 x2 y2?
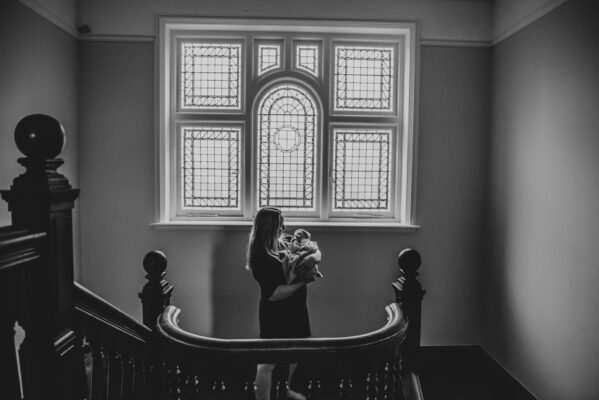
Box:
161 19 416 224
334 45 394 112
181 42 242 109
295 44 319 77
257 84 318 210
333 128 391 211
182 126 241 209
257 43 281 76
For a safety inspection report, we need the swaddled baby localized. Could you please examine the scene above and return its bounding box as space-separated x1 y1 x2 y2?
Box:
282 229 323 284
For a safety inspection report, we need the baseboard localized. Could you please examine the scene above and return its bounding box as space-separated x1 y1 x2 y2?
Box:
419 346 537 400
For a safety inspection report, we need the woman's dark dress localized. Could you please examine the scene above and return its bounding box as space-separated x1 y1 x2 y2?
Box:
251 248 310 339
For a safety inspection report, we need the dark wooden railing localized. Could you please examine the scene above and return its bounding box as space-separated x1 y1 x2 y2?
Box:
139 249 423 400
74 282 154 400
0 114 425 400
0 114 156 400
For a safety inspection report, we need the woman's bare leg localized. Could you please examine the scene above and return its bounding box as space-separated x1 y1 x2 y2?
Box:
286 363 306 400
256 364 275 400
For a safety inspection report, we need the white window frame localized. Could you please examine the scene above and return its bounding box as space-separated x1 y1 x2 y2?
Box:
156 17 418 228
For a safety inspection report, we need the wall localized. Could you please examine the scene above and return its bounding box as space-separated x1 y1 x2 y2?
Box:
77 0 491 44
484 1 599 399
78 35 490 342
0 0 81 277
492 0 568 42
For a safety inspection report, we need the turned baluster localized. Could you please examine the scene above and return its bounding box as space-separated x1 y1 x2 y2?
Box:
393 249 425 374
243 379 256 400
212 379 227 400
381 362 391 400
338 377 353 400
307 378 321 400
365 372 379 400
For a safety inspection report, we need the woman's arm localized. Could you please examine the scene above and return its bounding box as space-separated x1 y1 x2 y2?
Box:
295 250 322 275
268 281 309 302
269 250 322 301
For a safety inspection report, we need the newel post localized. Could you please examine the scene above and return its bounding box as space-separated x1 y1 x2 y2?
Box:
0 114 82 400
393 248 425 374
139 250 173 329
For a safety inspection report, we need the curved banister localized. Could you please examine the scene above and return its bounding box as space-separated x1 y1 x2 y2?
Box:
156 303 407 360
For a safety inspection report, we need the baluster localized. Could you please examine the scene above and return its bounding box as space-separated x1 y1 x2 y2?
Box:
381 362 390 400
81 337 93 400
138 361 150 400
174 364 185 400
212 379 226 400
392 354 403 400
133 360 143 400
192 374 201 400
243 379 256 400
365 372 378 400
161 361 173 400
108 350 124 400
122 355 135 400
338 377 353 400
0 319 22 399
90 340 108 400
275 378 288 400
307 378 321 400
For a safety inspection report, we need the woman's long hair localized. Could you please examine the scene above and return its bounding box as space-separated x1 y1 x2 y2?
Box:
246 207 283 271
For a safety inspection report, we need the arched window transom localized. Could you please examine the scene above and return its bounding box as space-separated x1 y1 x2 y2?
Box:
257 84 318 211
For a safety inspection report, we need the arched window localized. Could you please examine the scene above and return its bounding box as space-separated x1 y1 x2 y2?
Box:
158 18 417 226
256 84 318 211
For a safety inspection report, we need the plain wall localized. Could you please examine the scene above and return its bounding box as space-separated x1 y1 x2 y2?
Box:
77 0 491 43
0 0 80 277
484 1 599 399
78 39 490 343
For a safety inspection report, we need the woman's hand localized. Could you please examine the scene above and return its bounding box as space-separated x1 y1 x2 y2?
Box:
268 281 308 301
294 250 322 283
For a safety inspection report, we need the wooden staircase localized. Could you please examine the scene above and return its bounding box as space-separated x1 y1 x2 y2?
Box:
0 114 425 400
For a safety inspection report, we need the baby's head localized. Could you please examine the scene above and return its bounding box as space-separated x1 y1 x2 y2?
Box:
293 228 311 242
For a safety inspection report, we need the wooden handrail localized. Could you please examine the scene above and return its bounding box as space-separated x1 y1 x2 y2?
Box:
157 303 407 360
0 227 45 272
74 282 152 343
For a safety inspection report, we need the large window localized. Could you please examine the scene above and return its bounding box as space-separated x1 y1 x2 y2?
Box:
157 18 417 226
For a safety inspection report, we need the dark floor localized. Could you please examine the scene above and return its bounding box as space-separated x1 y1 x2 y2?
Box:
419 346 537 400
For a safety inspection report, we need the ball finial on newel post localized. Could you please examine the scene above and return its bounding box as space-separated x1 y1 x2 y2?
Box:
393 248 425 374
14 114 66 160
1 114 77 229
139 251 173 329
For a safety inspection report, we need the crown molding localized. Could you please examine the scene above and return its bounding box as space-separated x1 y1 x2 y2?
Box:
492 0 569 45
19 0 78 38
78 34 155 43
421 39 491 48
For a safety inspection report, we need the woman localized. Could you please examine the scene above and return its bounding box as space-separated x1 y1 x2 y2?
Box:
247 207 321 400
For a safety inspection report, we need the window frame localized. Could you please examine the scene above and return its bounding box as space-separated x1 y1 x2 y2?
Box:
156 17 418 228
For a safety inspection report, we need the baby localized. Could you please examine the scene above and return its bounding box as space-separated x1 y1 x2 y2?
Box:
282 229 323 284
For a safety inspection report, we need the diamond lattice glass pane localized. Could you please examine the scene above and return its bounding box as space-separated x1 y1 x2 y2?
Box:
182 126 240 209
296 44 319 77
334 46 394 111
333 128 391 211
181 42 242 109
257 44 281 76
257 84 318 211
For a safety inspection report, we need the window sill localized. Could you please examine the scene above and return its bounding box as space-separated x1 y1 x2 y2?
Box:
151 220 420 232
